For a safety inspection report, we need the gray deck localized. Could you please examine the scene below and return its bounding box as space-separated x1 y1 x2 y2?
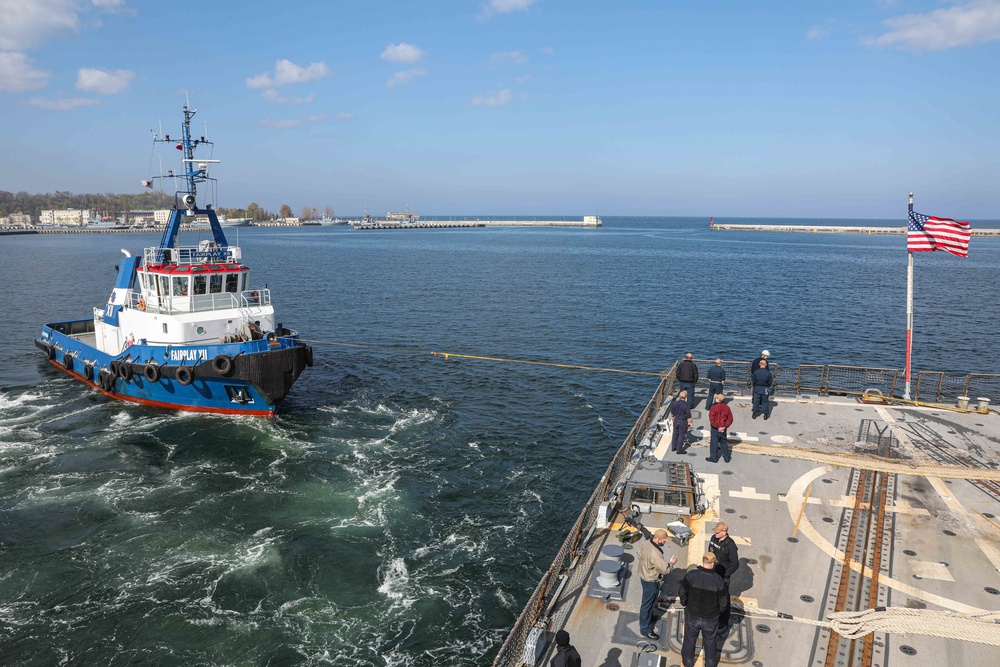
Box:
540 389 1000 667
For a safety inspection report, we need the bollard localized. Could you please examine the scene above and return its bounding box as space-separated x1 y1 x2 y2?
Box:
595 560 621 589
977 397 991 413
957 396 970 410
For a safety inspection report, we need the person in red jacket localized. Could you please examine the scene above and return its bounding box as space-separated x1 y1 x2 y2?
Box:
706 392 734 463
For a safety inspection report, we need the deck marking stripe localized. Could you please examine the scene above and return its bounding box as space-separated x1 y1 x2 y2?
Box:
785 466 985 614
730 487 770 501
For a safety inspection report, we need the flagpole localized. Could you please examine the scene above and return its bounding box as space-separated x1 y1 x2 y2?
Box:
904 192 914 400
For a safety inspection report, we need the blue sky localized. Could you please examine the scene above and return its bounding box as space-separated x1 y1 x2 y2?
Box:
1 0 998 218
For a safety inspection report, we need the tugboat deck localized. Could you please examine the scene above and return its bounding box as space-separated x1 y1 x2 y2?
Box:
502 376 1000 667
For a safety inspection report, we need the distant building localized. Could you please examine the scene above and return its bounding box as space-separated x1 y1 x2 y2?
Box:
584 215 602 227
39 209 92 226
387 211 420 222
1 212 32 226
118 209 172 225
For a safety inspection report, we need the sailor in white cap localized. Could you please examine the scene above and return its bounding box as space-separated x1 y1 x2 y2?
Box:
749 350 770 385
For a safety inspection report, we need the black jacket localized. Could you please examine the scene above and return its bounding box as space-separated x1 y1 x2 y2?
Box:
678 360 699 383
709 534 739 579
550 644 582 667
680 566 728 618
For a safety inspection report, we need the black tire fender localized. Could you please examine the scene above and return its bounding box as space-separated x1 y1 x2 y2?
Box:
212 354 234 377
175 366 195 386
63 353 74 371
84 364 94 382
46 345 56 361
144 363 161 383
118 362 133 383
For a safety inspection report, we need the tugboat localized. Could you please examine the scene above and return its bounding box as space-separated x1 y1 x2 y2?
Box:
34 104 313 416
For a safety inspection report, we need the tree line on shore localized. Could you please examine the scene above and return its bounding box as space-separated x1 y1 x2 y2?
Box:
1 190 334 222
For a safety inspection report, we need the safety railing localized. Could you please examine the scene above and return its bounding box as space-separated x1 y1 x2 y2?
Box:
126 290 250 315
492 362 678 667
240 289 272 308
691 359 1000 404
143 244 241 266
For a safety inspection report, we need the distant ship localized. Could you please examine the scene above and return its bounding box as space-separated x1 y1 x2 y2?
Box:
35 103 313 416
220 216 251 228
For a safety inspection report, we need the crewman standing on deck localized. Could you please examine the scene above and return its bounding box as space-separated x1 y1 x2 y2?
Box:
708 521 740 630
706 358 726 410
677 353 699 407
751 359 773 420
679 552 728 667
669 390 693 453
638 528 678 640
707 393 734 463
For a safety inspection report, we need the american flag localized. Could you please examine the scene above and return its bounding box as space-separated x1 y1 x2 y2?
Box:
907 211 971 258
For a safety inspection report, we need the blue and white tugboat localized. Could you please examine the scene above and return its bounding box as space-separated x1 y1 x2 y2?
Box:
34 104 313 416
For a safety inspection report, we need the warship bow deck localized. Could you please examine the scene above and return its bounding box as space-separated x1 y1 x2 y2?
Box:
495 360 1000 667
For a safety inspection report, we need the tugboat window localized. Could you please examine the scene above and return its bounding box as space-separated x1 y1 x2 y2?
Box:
172 276 189 296
158 275 169 297
225 274 239 293
193 275 207 295
209 275 222 293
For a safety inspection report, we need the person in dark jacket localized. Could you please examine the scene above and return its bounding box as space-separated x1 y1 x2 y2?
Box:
705 358 725 410
550 629 582 667
709 521 739 629
750 350 769 377
751 359 773 419
679 552 728 667
677 353 699 407
669 390 693 453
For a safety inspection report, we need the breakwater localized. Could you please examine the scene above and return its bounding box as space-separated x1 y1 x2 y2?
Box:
352 218 602 230
711 223 1000 236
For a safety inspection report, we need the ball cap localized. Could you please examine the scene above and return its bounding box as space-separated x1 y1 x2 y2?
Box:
762 350 770 356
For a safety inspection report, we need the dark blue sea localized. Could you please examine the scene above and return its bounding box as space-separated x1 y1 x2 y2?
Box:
1 217 997 665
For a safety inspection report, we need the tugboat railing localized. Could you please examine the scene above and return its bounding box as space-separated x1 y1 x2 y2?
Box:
143 245 241 266
125 289 271 314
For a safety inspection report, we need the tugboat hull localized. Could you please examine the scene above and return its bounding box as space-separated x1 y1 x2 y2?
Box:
37 320 313 417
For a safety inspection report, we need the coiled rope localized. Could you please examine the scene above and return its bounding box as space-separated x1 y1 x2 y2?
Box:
297 339 666 377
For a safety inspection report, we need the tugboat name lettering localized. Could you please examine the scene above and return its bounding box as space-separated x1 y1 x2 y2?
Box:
170 350 208 361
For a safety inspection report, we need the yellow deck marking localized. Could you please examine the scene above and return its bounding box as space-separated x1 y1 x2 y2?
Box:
778 493 821 505
830 495 856 509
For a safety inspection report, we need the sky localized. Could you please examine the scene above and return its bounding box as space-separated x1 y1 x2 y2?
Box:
0 0 998 218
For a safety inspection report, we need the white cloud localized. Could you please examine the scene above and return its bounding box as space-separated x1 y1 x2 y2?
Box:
380 43 425 64
490 50 529 65
263 89 315 104
0 0 80 51
471 88 512 107
387 67 426 89
806 25 833 40
28 96 101 110
76 67 133 94
0 52 51 92
335 112 354 121
247 59 329 89
91 0 126 8
489 0 536 14
260 113 326 129
872 0 1000 51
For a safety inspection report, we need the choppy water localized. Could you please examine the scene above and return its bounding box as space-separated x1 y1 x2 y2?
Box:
1 218 998 665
